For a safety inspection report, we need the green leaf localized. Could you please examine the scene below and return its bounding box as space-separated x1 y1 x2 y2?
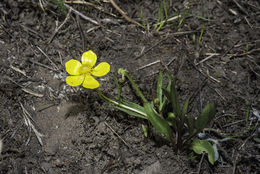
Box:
163 72 181 117
142 124 148 137
185 115 195 135
114 99 147 119
157 71 163 107
195 104 216 132
144 103 172 141
192 139 217 165
113 74 122 103
182 99 189 117
158 71 170 113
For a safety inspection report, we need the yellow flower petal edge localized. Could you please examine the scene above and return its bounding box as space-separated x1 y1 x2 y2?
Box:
66 75 84 86
81 50 97 68
92 62 110 77
65 59 82 75
82 75 100 89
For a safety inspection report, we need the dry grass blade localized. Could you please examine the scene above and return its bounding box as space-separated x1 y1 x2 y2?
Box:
10 65 26 76
65 0 117 17
104 122 130 148
0 139 2 155
20 102 44 146
64 4 99 25
108 0 145 29
48 9 71 44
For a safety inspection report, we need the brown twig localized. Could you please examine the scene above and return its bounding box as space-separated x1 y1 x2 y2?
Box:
135 36 169 60
104 122 130 148
48 9 71 44
36 46 59 70
64 4 99 25
230 47 260 59
197 153 205 174
65 0 117 17
76 14 86 51
232 0 249 16
108 0 145 29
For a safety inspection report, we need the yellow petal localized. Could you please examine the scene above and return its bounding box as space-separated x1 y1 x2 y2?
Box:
92 62 110 77
81 50 97 68
66 75 84 86
65 59 82 75
82 75 100 89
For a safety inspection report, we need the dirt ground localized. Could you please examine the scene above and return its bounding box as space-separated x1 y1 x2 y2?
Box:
0 0 259 173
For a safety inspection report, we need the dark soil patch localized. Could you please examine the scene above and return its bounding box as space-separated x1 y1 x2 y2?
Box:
0 0 259 173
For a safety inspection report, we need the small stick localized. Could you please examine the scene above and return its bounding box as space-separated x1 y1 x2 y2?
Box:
36 46 59 70
10 65 26 76
197 153 205 174
195 53 218 65
48 9 71 44
65 0 117 17
232 0 248 16
29 59 59 72
20 102 44 146
135 36 168 60
189 59 220 83
137 60 161 71
5 76 44 97
76 14 86 51
170 29 200 36
104 122 130 148
222 120 244 128
167 57 176 66
154 15 181 27
230 48 260 59
108 0 145 29
64 4 99 25
20 24 44 39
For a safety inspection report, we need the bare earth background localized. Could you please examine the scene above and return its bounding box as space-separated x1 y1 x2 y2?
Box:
0 0 259 173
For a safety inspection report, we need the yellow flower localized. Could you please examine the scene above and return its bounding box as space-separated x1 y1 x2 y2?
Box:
65 50 110 89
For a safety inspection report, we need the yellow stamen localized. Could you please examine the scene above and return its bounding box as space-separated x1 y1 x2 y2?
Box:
80 65 91 74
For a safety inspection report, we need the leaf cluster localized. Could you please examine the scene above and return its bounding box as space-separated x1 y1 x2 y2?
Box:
101 70 217 164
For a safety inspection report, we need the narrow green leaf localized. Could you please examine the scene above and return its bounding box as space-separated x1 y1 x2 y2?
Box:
144 103 172 141
159 71 172 113
114 99 147 119
120 99 146 113
192 139 216 165
114 105 147 119
159 97 167 113
157 71 163 107
185 115 195 135
182 99 189 117
142 124 148 137
212 143 219 162
195 104 216 132
166 72 172 93
113 74 122 103
163 72 181 117
162 0 168 22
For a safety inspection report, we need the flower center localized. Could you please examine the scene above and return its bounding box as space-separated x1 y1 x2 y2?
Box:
80 65 92 74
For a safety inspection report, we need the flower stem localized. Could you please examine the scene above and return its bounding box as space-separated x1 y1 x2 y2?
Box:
118 69 148 104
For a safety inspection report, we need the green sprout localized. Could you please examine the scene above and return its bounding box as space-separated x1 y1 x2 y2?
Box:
48 0 67 15
245 43 249 52
154 0 169 32
97 68 216 162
